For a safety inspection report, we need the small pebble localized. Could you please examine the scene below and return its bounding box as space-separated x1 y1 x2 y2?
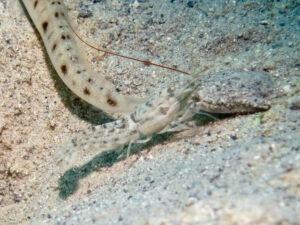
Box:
187 1 196 8
289 98 300 110
78 5 93 18
230 134 238 140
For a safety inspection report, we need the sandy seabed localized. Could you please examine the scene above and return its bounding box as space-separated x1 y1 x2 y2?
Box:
0 0 299 224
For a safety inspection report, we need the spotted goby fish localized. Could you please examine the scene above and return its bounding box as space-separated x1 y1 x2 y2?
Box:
21 0 144 114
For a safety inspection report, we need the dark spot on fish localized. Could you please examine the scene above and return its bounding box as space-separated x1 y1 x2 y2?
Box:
42 21 48 33
61 64 67 75
107 97 117 107
34 0 39 8
52 43 57 51
61 34 70 40
83 87 91 95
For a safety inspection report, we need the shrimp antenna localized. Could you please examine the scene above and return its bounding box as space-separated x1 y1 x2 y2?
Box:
67 21 190 75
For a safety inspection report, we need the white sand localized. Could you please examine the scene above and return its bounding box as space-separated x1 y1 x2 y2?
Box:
0 1 299 224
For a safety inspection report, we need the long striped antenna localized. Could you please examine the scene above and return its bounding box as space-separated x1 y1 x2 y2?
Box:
67 21 190 75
